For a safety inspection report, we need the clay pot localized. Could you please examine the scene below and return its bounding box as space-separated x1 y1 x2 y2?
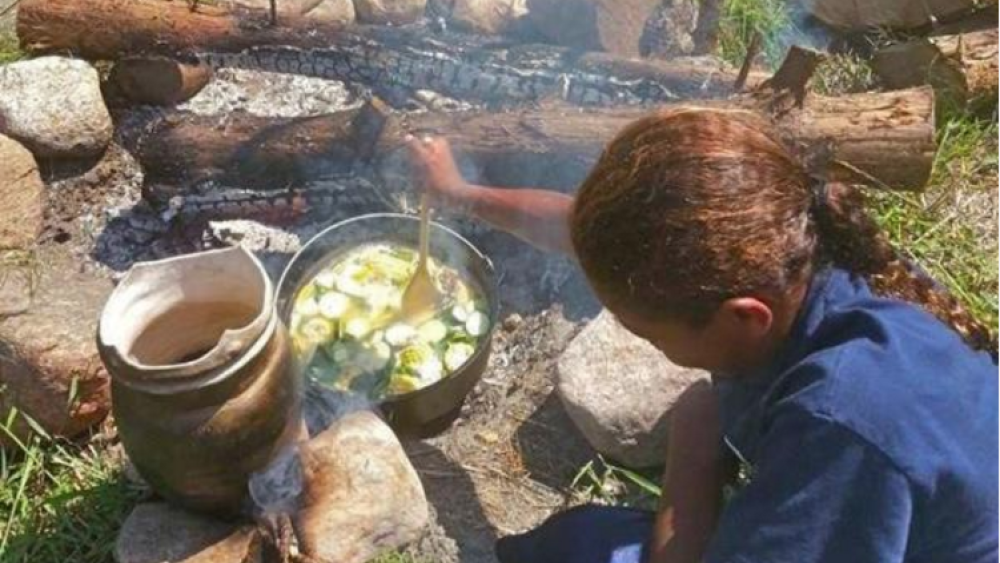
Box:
98 247 303 516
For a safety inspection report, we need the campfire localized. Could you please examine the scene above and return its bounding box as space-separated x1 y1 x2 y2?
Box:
1 0 994 561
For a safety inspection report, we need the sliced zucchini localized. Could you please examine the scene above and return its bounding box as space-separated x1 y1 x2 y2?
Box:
396 344 435 373
451 304 471 323
385 323 416 347
297 317 335 344
415 355 444 383
295 283 317 303
372 341 392 361
294 295 320 317
387 374 422 395
335 265 370 298
444 342 476 372
342 318 371 339
327 342 354 363
417 320 448 343
314 269 338 289
318 292 351 319
465 311 489 337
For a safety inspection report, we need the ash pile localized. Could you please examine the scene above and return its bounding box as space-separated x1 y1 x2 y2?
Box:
0 0 974 560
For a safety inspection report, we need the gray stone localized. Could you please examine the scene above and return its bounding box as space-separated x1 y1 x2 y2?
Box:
432 0 527 34
233 0 356 22
526 0 661 57
354 0 427 24
294 410 429 563
231 0 354 23
0 134 43 250
0 57 112 159
556 309 709 467
0 251 112 446
115 503 261 563
305 0 356 22
640 0 699 58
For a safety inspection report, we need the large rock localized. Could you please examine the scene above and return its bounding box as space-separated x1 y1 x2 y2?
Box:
526 0 660 57
431 0 527 34
0 56 112 159
231 0 355 23
294 410 429 563
639 0 699 58
354 0 426 24
556 309 709 467
115 503 262 563
0 134 44 250
0 251 112 446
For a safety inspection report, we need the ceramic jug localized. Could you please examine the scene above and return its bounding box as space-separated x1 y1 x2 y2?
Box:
98 247 302 516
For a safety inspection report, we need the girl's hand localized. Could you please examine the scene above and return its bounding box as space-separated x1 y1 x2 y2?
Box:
406 135 472 209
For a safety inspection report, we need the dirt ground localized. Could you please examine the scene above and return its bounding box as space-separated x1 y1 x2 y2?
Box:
403 307 595 563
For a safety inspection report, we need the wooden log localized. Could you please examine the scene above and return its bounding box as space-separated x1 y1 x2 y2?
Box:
873 28 998 110
16 0 319 59
132 86 937 199
108 57 213 106
17 0 758 107
807 0 976 32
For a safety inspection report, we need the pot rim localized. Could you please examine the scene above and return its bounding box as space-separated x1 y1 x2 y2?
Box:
277 212 499 404
99 246 276 386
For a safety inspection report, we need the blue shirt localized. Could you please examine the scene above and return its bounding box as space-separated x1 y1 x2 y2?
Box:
710 268 998 563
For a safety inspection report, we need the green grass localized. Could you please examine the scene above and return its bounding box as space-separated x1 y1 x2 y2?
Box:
0 414 145 563
0 7 21 64
0 37 20 64
568 456 662 510
718 0 792 66
870 109 999 331
811 53 877 96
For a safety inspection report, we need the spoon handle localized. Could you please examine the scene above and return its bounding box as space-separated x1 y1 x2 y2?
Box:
417 193 431 269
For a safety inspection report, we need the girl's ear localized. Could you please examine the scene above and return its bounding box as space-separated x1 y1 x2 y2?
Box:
718 297 774 338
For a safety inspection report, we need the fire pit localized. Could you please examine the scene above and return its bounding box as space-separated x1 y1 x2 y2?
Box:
278 213 500 438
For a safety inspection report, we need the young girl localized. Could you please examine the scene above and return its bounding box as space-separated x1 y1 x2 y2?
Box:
406 107 998 563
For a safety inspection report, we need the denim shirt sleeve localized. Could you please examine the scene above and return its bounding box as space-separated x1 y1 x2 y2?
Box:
706 406 913 563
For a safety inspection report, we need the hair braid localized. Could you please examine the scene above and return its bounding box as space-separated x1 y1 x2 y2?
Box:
811 183 997 353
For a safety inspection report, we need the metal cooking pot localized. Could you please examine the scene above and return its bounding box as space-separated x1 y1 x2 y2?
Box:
277 214 499 438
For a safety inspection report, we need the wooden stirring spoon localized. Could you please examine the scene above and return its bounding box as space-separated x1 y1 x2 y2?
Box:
399 194 443 324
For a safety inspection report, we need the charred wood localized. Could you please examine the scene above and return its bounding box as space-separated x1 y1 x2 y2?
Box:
17 0 761 107
107 57 213 106
873 28 998 111
133 86 937 204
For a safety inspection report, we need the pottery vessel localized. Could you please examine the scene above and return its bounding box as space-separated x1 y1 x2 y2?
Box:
99 247 302 516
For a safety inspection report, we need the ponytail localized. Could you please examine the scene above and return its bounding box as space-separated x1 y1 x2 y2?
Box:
810 182 997 353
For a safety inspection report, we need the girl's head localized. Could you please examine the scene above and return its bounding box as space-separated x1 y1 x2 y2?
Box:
570 108 994 372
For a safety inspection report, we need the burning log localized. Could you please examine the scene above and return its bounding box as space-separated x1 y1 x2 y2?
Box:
17 0 759 107
134 86 937 199
873 28 998 110
107 57 214 106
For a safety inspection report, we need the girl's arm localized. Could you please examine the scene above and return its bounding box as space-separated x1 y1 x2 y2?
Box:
406 136 576 256
648 382 728 563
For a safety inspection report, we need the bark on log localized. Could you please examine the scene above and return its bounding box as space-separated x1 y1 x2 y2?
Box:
108 57 213 106
17 0 758 106
133 86 937 198
17 0 310 58
807 0 976 32
873 28 998 110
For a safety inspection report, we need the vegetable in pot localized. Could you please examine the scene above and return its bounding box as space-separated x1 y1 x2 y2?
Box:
290 243 490 400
